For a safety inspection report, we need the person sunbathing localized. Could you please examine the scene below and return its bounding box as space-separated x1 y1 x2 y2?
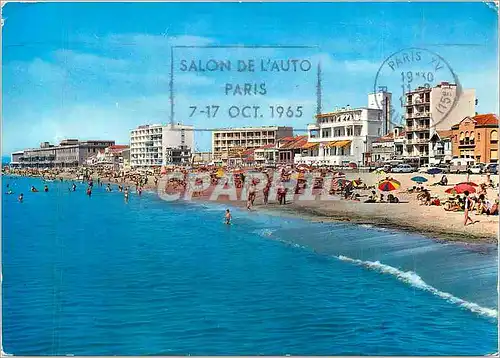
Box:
364 190 377 203
487 200 499 215
387 193 400 203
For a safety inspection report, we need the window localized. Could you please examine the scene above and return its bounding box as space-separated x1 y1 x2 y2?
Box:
491 149 498 161
478 133 481 141
491 130 498 142
459 132 465 141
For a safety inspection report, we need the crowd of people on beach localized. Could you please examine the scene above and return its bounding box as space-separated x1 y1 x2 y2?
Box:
4 163 499 228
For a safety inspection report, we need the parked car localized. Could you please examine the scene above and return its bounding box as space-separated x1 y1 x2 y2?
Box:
418 164 430 173
450 158 475 173
437 163 451 173
374 164 392 173
485 163 498 175
392 164 414 173
470 163 485 174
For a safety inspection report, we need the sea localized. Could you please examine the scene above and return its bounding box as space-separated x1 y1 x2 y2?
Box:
2 176 498 355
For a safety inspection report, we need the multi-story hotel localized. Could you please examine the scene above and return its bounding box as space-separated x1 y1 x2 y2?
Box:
404 82 476 165
130 123 194 168
296 92 391 166
10 139 115 168
211 126 293 164
450 113 498 164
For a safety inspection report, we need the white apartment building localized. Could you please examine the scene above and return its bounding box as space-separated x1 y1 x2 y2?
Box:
404 82 475 165
296 92 390 166
130 123 194 168
212 126 293 163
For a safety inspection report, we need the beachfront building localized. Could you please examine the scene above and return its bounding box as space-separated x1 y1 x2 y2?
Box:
211 126 293 165
192 152 213 165
370 127 407 165
10 139 116 168
404 82 476 165
297 92 391 166
450 113 499 163
254 144 278 164
277 136 309 164
129 123 194 168
429 130 453 165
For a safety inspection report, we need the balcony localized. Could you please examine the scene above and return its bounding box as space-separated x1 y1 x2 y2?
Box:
459 140 475 146
407 138 429 145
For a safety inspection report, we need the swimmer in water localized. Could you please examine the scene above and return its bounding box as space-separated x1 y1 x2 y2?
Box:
86 187 92 197
72 183 77 191
225 209 232 225
106 183 112 192
44 185 49 192
18 193 23 202
124 187 129 200
30 186 38 193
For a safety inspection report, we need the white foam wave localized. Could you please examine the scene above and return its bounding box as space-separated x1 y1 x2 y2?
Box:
337 255 498 320
253 228 276 238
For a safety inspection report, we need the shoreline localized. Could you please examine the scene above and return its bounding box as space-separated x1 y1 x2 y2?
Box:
5 172 498 245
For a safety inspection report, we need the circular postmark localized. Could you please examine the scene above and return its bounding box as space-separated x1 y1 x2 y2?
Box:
373 47 462 130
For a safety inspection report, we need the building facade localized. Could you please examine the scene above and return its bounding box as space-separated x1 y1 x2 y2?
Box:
370 127 407 164
429 130 453 165
130 123 194 168
211 126 293 164
10 139 115 168
404 82 476 165
297 93 390 166
450 114 498 164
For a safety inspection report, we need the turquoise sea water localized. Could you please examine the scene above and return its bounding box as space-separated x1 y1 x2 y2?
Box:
2 176 498 355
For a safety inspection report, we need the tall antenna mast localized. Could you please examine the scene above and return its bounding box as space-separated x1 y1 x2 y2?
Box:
316 61 322 115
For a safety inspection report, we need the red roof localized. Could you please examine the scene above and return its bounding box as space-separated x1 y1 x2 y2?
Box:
473 113 498 126
280 135 308 149
437 130 453 139
109 145 129 149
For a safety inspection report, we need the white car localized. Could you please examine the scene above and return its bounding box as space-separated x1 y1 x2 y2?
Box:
470 164 485 174
418 164 429 173
392 164 414 173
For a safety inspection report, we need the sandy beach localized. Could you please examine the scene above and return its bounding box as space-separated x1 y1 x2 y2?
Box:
6 169 499 244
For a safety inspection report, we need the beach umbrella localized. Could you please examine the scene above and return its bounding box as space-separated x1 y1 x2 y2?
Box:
378 178 401 192
427 167 442 175
446 183 476 194
456 181 478 187
352 178 363 187
411 176 428 183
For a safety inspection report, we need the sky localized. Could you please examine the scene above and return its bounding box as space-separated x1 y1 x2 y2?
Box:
2 2 498 156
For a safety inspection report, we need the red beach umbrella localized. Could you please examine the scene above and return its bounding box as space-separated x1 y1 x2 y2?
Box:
456 181 478 187
445 184 476 194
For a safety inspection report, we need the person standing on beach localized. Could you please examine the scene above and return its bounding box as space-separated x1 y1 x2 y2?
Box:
263 183 270 205
224 209 232 225
247 181 256 210
463 191 474 226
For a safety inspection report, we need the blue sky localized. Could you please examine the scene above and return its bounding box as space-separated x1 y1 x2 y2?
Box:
2 2 498 155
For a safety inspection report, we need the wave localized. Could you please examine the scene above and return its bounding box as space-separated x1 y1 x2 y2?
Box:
337 255 498 320
253 228 276 238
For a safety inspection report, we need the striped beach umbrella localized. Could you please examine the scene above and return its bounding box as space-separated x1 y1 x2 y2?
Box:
378 178 401 192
